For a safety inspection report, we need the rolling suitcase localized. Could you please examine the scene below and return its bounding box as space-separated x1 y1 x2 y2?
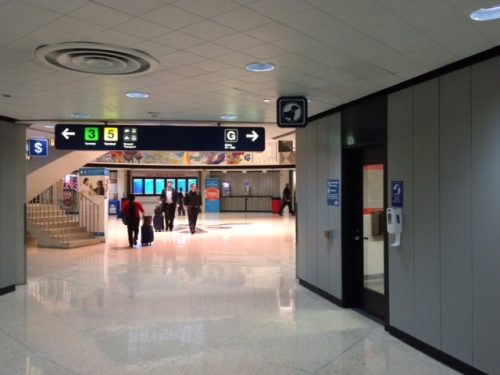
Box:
141 216 154 245
153 213 164 231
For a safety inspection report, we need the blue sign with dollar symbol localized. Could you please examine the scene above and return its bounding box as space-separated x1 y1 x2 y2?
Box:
28 138 48 157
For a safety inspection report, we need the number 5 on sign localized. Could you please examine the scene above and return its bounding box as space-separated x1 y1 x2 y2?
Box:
104 127 118 142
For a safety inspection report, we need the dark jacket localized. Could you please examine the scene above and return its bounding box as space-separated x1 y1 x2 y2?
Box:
160 188 178 205
282 186 292 201
184 191 202 207
177 191 184 205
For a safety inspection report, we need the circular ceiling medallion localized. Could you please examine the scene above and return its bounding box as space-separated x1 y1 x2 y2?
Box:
35 42 159 75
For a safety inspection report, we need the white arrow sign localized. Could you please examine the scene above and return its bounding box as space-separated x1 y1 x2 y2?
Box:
246 130 259 142
62 128 76 140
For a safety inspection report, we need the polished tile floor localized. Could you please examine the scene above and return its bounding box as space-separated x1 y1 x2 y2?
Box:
1 213 458 375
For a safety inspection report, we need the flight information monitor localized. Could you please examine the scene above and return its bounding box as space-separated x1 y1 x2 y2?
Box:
54 125 265 152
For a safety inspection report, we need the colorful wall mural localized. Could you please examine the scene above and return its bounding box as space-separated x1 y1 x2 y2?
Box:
91 140 294 166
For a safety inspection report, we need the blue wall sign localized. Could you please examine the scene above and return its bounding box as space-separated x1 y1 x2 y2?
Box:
28 138 48 157
204 178 220 213
391 181 404 207
327 179 340 206
79 167 110 176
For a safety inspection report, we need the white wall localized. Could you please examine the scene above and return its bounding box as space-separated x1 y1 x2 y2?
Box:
0 120 26 287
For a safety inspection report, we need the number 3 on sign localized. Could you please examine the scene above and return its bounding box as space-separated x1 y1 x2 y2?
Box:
104 127 118 142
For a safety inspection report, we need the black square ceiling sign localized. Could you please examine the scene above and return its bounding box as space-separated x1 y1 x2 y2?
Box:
277 96 308 127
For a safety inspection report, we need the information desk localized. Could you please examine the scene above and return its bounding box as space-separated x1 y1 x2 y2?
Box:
220 196 272 212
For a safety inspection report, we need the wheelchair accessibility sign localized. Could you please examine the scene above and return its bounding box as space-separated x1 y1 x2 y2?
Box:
391 181 404 207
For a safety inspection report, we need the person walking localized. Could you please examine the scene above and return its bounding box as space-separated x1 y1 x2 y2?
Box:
121 194 144 247
177 188 186 216
279 183 295 216
160 181 178 231
184 183 202 234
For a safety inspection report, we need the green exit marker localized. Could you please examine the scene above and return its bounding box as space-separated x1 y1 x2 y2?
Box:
84 127 99 142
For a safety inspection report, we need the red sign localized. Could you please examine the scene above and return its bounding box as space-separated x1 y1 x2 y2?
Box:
205 187 220 201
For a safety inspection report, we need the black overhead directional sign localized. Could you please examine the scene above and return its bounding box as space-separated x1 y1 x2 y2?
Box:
54 125 265 152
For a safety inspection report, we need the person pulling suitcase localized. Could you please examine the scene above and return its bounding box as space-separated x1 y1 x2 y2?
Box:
121 194 145 247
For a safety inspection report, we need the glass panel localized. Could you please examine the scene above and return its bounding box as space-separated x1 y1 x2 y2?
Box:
132 178 143 195
144 179 154 195
363 164 385 295
166 178 176 189
155 179 165 195
177 179 187 194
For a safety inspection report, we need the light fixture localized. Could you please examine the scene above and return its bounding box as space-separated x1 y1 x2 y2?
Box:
245 62 275 72
470 5 500 21
263 99 271 103
126 92 150 99
43 125 55 129
221 115 237 120
70 112 90 119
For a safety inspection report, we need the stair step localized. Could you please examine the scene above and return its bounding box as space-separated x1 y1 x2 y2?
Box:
44 221 80 228
64 238 103 249
31 220 77 226
51 232 94 240
46 226 86 234
29 214 69 220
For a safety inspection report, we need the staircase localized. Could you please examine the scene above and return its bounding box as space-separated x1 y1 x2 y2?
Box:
26 182 103 249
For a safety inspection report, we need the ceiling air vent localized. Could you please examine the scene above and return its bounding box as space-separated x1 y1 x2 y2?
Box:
35 42 159 75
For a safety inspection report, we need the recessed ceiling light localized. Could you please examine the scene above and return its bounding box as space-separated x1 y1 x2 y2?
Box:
221 115 237 120
245 62 276 72
126 92 150 99
70 112 90 119
470 5 500 21
263 99 271 103
43 125 55 129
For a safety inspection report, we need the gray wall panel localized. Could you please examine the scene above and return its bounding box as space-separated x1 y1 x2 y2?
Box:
412 79 441 348
0 121 26 287
316 118 330 292
296 114 342 300
306 122 318 285
439 68 473 363
296 127 308 280
328 114 342 298
388 88 415 335
471 57 500 374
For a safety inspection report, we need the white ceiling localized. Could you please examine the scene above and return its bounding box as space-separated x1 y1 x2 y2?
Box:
0 0 499 128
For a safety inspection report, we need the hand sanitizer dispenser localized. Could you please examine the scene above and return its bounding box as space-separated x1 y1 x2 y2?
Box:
386 207 402 247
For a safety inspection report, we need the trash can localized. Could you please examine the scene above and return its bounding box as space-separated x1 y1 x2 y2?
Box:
271 197 281 214
108 199 120 215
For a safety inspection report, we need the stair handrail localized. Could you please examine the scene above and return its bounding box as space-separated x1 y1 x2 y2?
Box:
76 189 100 236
